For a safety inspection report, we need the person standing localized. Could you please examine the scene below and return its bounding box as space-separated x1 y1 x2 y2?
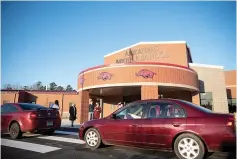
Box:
88 99 94 120
93 102 101 119
118 102 123 109
51 100 60 110
69 103 77 127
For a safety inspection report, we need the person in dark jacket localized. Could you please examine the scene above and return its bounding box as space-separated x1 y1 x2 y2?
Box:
69 103 77 127
88 99 94 120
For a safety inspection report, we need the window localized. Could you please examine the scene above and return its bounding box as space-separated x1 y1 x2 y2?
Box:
146 102 186 118
116 103 145 119
179 100 212 113
200 92 213 111
1 104 19 114
19 103 46 110
228 98 236 113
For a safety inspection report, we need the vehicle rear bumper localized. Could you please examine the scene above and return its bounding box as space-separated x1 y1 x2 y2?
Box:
21 118 61 132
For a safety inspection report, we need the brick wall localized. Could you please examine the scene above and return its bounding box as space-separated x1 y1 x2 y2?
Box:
104 43 189 67
141 85 158 100
78 90 89 124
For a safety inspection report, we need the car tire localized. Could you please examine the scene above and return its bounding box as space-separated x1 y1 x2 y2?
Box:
174 133 206 159
9 122 22 139
84 128 102 149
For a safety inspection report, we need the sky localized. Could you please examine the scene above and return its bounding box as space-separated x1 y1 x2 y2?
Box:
2 1 236 89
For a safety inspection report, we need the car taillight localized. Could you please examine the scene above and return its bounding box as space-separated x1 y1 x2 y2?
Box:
56 111 60 117
29 112 38 119
226 117 235 126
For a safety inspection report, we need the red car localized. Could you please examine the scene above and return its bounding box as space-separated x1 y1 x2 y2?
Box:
79 99 236 159
1 103 61 139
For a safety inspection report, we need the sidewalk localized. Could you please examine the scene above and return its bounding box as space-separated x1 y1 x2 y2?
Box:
59 119 80 132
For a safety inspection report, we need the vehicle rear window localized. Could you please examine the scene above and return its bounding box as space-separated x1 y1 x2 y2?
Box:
18 103 47 110
178 100 213 113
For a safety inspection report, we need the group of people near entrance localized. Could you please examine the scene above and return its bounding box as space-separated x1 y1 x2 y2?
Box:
88 99 102 120
49 99 126 127
88 99 125 120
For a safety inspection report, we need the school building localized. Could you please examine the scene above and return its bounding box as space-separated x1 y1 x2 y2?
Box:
1 41 236 124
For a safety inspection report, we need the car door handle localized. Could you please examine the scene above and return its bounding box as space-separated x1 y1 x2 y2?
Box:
131 124 138 127
172 122 181 127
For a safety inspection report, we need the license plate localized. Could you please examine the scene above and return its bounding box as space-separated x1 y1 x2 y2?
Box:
47 121 53 126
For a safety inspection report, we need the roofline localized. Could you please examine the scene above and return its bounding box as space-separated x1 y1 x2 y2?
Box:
189 63 224 69
104 41 187 58
78 61 197 76
224 70 236 72
1 90 78 94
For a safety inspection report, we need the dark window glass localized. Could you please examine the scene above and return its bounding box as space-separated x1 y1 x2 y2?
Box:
146 102 186 118
19 103 46 110
1 105 8 114
178 100 213 113
200 92 213 111
228 98 236 113
1 104 19 114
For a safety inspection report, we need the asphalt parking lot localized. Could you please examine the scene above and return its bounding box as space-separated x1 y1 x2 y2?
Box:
1 129 236 159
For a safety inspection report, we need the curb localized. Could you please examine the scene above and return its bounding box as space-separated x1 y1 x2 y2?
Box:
58 127 79 132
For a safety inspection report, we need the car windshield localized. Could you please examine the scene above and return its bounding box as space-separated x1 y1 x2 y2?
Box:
18 103 47 110
178 100 213 113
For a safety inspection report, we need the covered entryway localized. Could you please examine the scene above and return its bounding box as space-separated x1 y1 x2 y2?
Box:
88 86 141 117
158 86 193 102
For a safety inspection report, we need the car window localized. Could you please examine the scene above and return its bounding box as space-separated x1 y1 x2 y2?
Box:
116 103 146 120
18 103 47 110
146 102 186 118
178 100 213 113
1 104 19 114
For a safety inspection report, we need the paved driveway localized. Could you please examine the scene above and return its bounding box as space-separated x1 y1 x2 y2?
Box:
1 130 236 159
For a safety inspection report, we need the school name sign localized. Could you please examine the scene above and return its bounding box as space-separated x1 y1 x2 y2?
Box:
115 46 169 64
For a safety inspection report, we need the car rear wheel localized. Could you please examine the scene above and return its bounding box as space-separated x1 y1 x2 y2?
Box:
84 128 102 149
174 133 205 159
9 122 22 139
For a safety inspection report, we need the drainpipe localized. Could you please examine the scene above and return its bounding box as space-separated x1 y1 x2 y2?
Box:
61 94 64 117
100 98 103 118
14 93 17 103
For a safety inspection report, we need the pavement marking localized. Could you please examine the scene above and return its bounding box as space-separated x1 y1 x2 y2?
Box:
1 139 61 153
55 130 78 136
37 136 85 144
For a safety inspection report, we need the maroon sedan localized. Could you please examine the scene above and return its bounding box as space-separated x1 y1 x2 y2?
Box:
79 99 236 159
1 103 61 139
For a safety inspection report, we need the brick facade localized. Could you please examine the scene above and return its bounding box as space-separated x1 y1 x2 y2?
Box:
77 90 90 124
141 85 158 100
